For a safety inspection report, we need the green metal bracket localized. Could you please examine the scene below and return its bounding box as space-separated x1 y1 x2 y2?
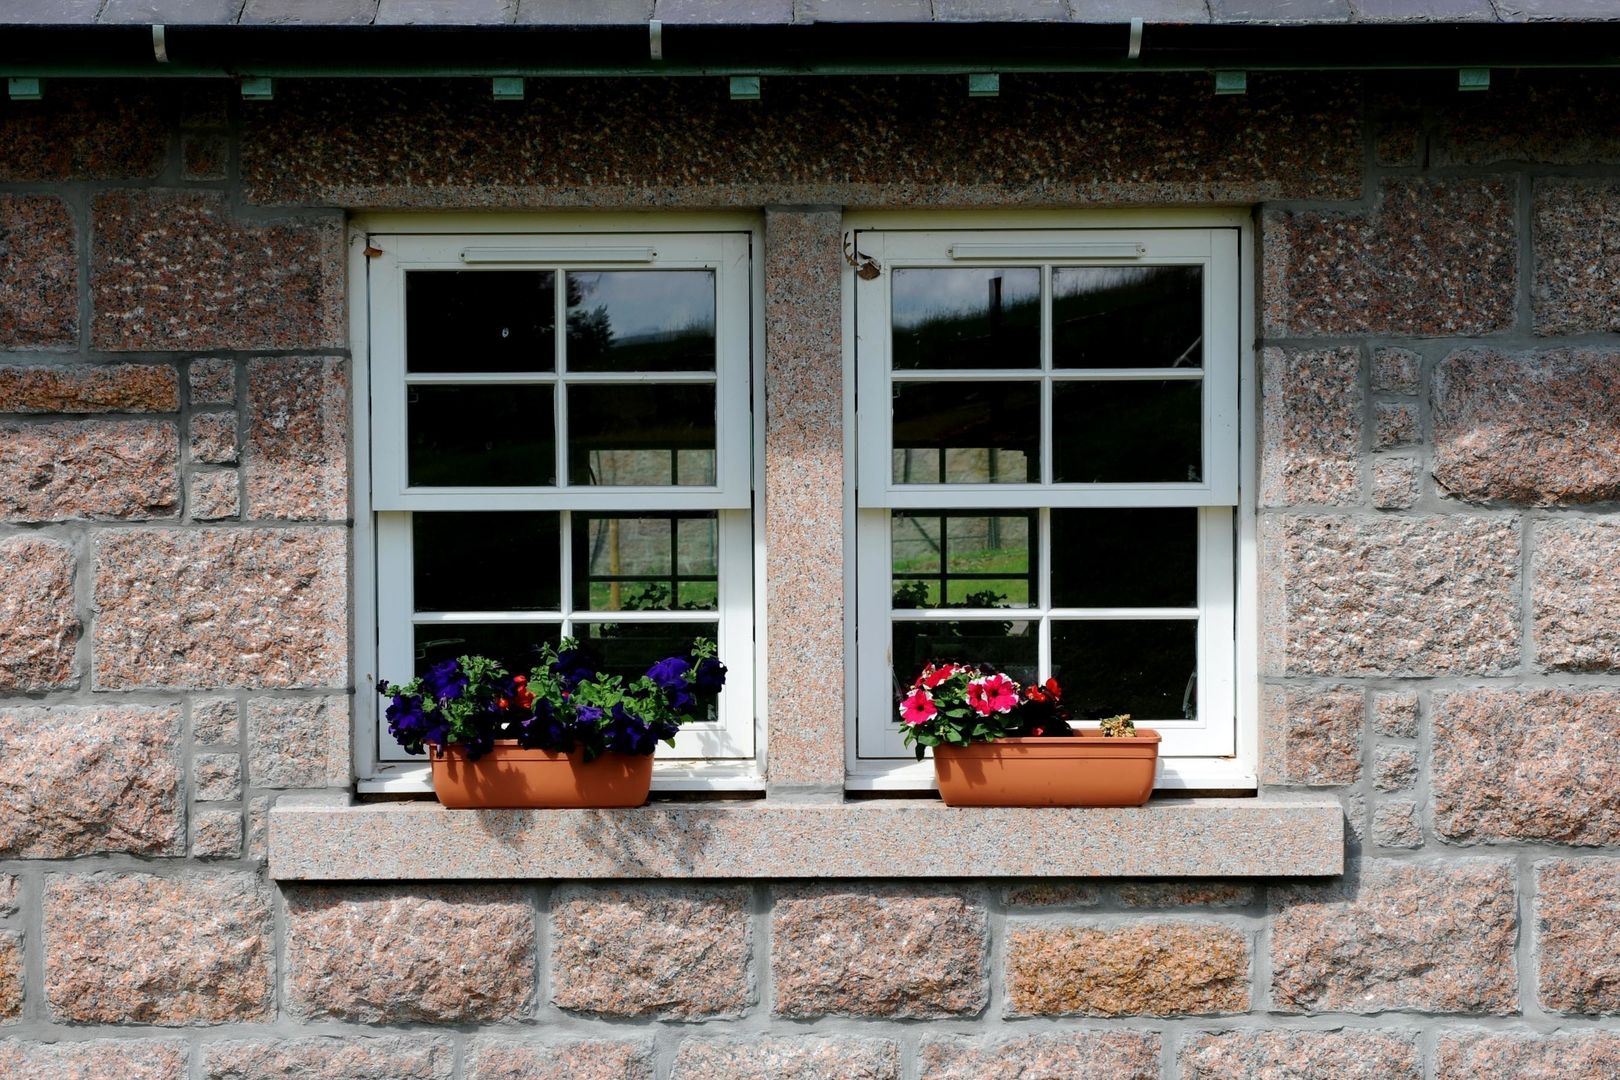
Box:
1458 67 1491 91
7 77 42 101
492 76 524 101
968 72 1001 97
729 75 760 100
240 76 273 101
1213 70 1247 95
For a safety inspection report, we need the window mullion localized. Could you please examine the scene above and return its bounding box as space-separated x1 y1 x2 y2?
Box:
1038 506 1051 682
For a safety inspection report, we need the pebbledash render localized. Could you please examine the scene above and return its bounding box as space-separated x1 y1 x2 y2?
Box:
6 27 1620 1080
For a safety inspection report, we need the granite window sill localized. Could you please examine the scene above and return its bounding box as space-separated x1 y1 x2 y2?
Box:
268 797 1343 880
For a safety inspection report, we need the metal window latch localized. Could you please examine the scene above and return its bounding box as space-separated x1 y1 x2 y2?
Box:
844 233 881 280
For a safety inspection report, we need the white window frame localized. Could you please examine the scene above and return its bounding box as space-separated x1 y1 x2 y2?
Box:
352 215 767 792
843 211 1258 792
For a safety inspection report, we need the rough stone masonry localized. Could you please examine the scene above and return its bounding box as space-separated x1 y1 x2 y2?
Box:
1 68 1619 1079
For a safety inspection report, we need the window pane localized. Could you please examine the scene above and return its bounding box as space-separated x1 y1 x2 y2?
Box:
892 382 1039 484
1052 266 1203 370
415 623 559 677
413 512 561 612
1050 508 1198 608
406 270 555 373
1052 380 1201 484
891 512 1034 609
407 385 556 486
567 384 716 486
1050 620 1197 720
566 271 716 372
572 513 719 612
574 621 721 682
890 620 1037 689
891 268 1040 370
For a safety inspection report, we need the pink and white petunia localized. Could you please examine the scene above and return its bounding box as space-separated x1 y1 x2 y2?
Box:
966 672 1020 715
899 688 938 726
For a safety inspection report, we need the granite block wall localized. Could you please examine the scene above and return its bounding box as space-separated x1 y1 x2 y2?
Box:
0 70 1618 1077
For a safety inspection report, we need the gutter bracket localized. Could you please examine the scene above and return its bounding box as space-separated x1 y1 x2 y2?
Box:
729 75 761 100
240 76 273 101
491 76 524 100
649 19 663 62
152 24 169 64
1213 70 1247 95
7 77 42 100
967 72 1000 97
1127 18 1143 61
1458 67 1490 91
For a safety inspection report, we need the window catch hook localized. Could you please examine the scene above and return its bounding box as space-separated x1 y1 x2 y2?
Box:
844 233 881 280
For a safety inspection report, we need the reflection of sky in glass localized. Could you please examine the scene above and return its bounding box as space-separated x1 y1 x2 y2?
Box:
892 268 1039 331
569 271 714 342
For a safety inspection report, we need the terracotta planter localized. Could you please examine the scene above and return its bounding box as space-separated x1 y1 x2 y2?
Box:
427 740 653 809
932 729 1161 807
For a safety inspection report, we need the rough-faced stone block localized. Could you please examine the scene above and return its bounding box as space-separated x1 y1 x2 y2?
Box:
1372 457 1421 510
244 356 348 520
0 931 19 1021
0 363 177 413
94 528 347 689
190 358 237 405
772 886 987 1018
919 1033 1159 1080
193 808 244 859
241 75 1360 208
1536 859 1620 1014
0 1040 189 1080
1372 346 1421 394
0 705 181 857
1434 72 1620 167
0 536 78 691
1271 858 1517 1013
1116 882 1255 908
466 1039 653 1080
193 752 242 801
1374 403 1419 449
1373 690 1419 738
551 885 750 1019
192 697 239 744
670 1037 899 1080
1533 180 1620 335
247 796 270 862
189 412 238 464
0 85 168 180
1433 688 1620 844
1259 346 1362 507
1433 349 1620 505
1260 515 1520 676
44 871 273 1024
1438 1032 1620 1080
0 195 78 349
1371 801 1423 848
182 133 230 181
246 697 350 787
1263 178 1517 337
189 470 240 520
1005 922 1249 1016
204 1037 454 1080
0 420 178 521
285 885 534 1023
1000 882 1101 907
1535 520 1620 670
0 875 17 916
1261 685 1362 786
1180 1029 1421 1080
92 190 344 351
1373 746 1417 791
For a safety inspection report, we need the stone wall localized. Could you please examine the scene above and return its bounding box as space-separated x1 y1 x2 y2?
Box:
0 70 1619 1078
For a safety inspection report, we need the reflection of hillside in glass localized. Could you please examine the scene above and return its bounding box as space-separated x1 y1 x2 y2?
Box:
1049 508 1197 608
406 270 556 373
413 511 561 611
573 513 719 612
568 384 716 486
1052 620 1196 720
1052 381 1201 483
566 271 716 372
408 384 555 486
891 512 1034 609
891 382 1038 483
891 268 1040 369
1053 266 1202 369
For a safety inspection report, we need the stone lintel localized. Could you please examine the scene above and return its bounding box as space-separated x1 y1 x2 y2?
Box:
270 798 1343 880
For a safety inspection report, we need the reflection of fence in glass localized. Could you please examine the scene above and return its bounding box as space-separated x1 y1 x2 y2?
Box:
891 512 1034 609
579 514 719 612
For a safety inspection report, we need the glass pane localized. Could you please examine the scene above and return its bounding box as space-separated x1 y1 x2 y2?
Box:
415 622 559 677
892 382 1039 484
574 621 721 682
891 620 1037 690
1050 508 1198 608
1050 620 1197 721
1052 380 1201 484
567 384 716 486
1052 265 1203 369
407 384 555 487
891 268 1040 370
566 271 716 372
406 270 555 373
572 513 719 612
891 512 1034 609
413 512 561 612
